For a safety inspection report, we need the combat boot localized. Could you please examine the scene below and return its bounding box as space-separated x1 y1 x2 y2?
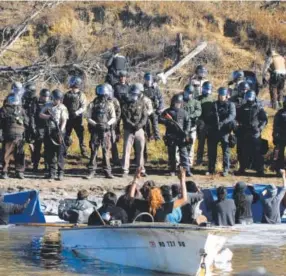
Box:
85 171 95 180
105 171 114 179
1 172 9 179
81 148 89 159
58 172 64 181
16 172 25 179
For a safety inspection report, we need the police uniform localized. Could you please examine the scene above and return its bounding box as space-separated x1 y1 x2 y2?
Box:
41 102 69 178
110 97 121 165
63 90 87 155
0 102 28 178
263 50 286 109
114 82 129 106
106 53 127 85
273 107 286 172
121 97 148 175
196 94 213 164
143 83 164 140
207 100 236 174
32 99 49 171
182 96 201 167
86 97 116 177
160 107 190 174
236 101 267 175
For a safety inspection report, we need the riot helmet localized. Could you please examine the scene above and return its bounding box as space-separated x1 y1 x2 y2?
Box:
69 76 82 89
11 82 24 96
244 90 256 103
112 46 120 54
95 84 109 100
51 89 63 102
183 84 194 101
195 65 207 79
144 72 153 87
104 83 114 100
128 83 143 103
202 81 212 96
171 94 184 110
40 88 50 102
232 70 244 82
24 83 37 98
6 94 22 106
218 87 228 102
237 81 250 97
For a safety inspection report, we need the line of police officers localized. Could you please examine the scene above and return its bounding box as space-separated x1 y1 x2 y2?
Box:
0 47 285 180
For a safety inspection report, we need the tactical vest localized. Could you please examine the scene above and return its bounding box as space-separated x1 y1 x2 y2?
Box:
35 101 48 129
168 108 185 130
3 106 25 139
124 99 145 125
113 55 126 71
91 99 109 124
216 101 231 122
241 103 260 128
143 86 158 107
64 91 82 114
114 83 129 104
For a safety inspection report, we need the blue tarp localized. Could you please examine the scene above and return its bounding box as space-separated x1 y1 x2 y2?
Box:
201 185 286 223
4 190 46 224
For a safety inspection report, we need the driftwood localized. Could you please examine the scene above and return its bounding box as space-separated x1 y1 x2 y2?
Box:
157 41 208 84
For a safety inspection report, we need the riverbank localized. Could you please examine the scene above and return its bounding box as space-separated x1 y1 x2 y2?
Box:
1 167 283 215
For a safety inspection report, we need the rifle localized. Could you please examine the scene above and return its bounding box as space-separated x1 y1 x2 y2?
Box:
47 110 66 149
164 113 188 142
214 103 221 131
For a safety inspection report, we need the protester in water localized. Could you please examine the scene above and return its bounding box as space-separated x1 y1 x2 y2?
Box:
232 182 259 224
213 186 236 226
0 189 35 225
181 181 205 224
128 167 188 223
58 189 96 224
88 192 128 225
160 185 182 224
261 169 286 224
116 184 140 223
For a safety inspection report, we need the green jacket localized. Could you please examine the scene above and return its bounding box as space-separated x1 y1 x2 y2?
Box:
197 95 213 122
183 99 202 128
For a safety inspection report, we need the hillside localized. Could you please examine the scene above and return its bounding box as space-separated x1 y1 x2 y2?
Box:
0 1 285 169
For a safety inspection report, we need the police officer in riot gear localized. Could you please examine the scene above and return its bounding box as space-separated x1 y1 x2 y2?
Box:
121 83 148 177
182 84 201 173
143 72 164 140
0 94 28 179
114 71 129 105
160 94 191 176
105 83 121 166
40 89 69 181
63 76 87 158
206 87 236 176
32 89 50 172
86 84 116 179
22 83 38 145
106 47 128 85
189 65 208 98
196 81 213 165
4 82 25 105
263 47 286 109
230 81 250 109
273 96 286 174
236 90 268 176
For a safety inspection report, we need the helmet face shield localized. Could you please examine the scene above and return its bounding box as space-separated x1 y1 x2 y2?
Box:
244 90 256 102
69 76 82 88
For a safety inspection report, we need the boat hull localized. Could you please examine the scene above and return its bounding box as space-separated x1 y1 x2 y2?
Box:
61 224 226 275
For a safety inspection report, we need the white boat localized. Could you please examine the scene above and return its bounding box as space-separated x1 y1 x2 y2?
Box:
60 223 227 276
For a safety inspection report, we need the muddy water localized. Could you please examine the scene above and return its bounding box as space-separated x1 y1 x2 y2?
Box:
0 226 286 276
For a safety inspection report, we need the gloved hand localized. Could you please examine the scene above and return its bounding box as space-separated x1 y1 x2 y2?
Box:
97 123 107 132
155 110 161 115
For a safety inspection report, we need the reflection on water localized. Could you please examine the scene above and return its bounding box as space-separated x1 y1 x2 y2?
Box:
0 226 286 275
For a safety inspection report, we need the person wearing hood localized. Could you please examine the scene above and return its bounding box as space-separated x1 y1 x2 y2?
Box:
58 189 96 224
261 169 286 224
213 186 236 226
232 182 259 224
88 192 128 225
